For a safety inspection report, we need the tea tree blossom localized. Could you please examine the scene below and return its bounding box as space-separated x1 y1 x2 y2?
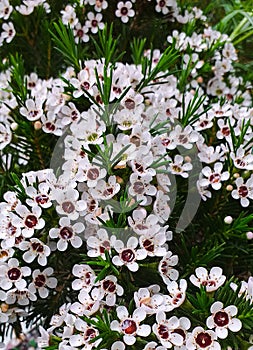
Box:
159 251 179 284
0 22 15 44
28 267 57 298
231 175 253 207
206 301 242 339
19 238 51 266
19 98 43 121
199 162 230 190
54 187 87 220
85 12 104 34
153 312 184 348
186 326 220 349
0 258 30 290
115 2 135 23
110 306 151 345
190 267 226 292
72 264 97 292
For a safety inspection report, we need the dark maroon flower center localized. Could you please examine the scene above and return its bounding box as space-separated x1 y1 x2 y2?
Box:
143 239 155 252
125 98 135 109
161 138 171 146
102 187 114 197
84 328 96 342
195 332 212 348
36 194 49 205
62 201 75 214
87 168 99 180
81 82 90 91
222 127 230 136
214 311 229 327
160 261 168 274
77 29 84 37
201 280 216 287
120 7 128 16
60 226 73 240
88 199 97 212
135 162 144 173
31 242 44 253
25 215 38 228
99 240 111 254
34 274 46 288
238 185 248 197
29 110 39 118
178 134 188 144
102 280 116 293
91 19 98 27
7 267 21 281
172 328 185 340
121 319 137 334
133 181 145 194
84 272 92 285
159 0 166 7
121 249 135 263
158 324 169 339
45 122 56 131
209 173 221 183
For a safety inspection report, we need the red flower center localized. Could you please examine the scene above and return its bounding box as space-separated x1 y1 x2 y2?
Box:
7 267 21 281
102 280 116 293
195 332 212 348
214 311 229 327
87 168 99 180
31 242 44 253
158 324 169 339
209 173 221 183
34 274 46 288
121 249 135 262
25 214 38 228
120 7 128 16
143 239 155 252
238 185 248 197
36 194 49 205
121 319 137 334
62 201 75 214
60 226 73 240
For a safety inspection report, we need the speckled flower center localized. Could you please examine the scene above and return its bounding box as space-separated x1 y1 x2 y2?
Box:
143 239 155 252
195 332 212 348
25 214 38 228
36 194 49 205
31 242 44 253
60 226 73 240
121 319 137 334
159 0 166 7
120 7 128 16
84 327 96 341
99 240 111 254
209 173 221 183
158 324 169 339
214 311 229 327
7 267 21 281
121 249 135 262
102 280 116 293
62 201 75 213
125 98 135 109
34 274 46 288
238 185 248 197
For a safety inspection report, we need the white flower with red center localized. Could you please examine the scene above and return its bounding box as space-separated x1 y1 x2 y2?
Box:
11 204 45 238
115 1 135 23
61 4 78 28
167 125 199 150
153 190 171 223
70 69 96 99
153 312 184 348
87 229 115 259
1 21 15 43
230 147 253 170
69 317 100 348
216 119 232 140
73 23 89 44
88 0 108 12
158 251 179 284
71 288 102 316
25 183 52 208
89 175 120 200
111 306 151 345
190 267 226 292
128 208 161 236
163 279 187 312
20 98 43 121
75 158 107 187
0 122 12 150
49 217 84 251
0 246 14 262
99 275 124 306
155 0 175 15
206 301 242 339
231 175 253 207
5 287 37 306
173 317 191 350
113 108 142 130
54 188 87 220
0 0 13 20
72 264 97 292
139 231 167 257
121 89 143 110
168 155 193 178
186 326 220 350
198 162 230 190
28 267 57 298
130 150 156 177
143 342 166 350
85 12 104 34
47 303 73 332
134 285 164 314
19 238 51 266
112 236 147 272
41 112 63 136
61 102 81 125
129 173 157 205
0 258 31 290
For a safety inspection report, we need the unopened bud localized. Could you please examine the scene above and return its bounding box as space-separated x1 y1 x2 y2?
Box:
34 121 42 130
224 216 233 224
197 76 203 84
10 122 18 131
246 231 253 240
233 173 240 178
226 185 233 191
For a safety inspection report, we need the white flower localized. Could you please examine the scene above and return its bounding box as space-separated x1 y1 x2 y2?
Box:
61 5 78 28
231 175 253 207
167 125 199 150
72 264 97 292
0 258 30 290
71 288 102 316
134 285 164 314
70 69 96 99
163 279 187 311
199 162 230 190
20 98 43 121
89 175 120 200
5 287 37 306
49 217 84 251
54 188 87 220
69 318 100 348
73 23 89 43
158 251 179 284
28 267 57 298
110 306 151 345
0 123 12 150
85 12 104 34
0 0 13 20
19 238 51 266
155 0 175 15
153 312 184 348
190 267 226 292
186 326 220 350
115 2 135 23
129 173 157 205
99 275 124 306
112 236 147 272
128 208 161 236
206 301 242 339
25 183 52 208
75 158 107 187
231 147 253 170
1 22 15 43
168 155 193 178
87 228 114 259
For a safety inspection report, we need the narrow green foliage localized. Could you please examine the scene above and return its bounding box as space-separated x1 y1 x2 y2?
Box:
8 54 27 104
130 37 147 65
228 118 251 153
